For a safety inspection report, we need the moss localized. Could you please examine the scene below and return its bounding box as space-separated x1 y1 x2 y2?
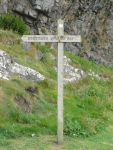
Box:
41 27 46 33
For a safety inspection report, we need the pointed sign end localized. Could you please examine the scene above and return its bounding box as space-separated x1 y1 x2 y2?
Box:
21 35 27 42
80 36 82 42
21 36 24 41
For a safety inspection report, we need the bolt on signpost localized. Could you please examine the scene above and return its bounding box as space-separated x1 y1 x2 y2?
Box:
21 19 81 145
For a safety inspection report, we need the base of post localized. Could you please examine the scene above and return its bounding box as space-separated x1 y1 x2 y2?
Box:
57 140 64 145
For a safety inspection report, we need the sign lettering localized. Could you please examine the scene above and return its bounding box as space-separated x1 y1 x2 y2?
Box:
22 35 81 43
67 37 73 40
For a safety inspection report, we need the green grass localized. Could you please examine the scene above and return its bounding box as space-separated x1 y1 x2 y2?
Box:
0 125 113 149
0 29 113 149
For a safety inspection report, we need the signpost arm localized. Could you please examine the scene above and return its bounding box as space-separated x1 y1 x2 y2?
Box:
57 19 64 145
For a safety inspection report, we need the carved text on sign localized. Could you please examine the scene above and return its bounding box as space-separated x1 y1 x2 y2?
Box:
22 35 81 42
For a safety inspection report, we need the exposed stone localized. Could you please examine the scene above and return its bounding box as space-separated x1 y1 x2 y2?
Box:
35 50 43 60
0 0 113 66
64 43 80 55
0 49 45 82
13 3 37 19
93 0 105 13
32 0 55 11
21 41 31 51
51 54 108 84
63 56 86 84
0 4 7 13
0 0 7 13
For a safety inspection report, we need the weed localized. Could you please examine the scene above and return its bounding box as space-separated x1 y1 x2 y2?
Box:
41 27 46 33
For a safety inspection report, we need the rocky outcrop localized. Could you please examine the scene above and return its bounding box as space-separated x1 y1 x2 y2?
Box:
0 50 45 82
50 53 86 84
50 54 107 84
0 0 113 66
0 0 7 13
0 49 106 84
32 0 55 11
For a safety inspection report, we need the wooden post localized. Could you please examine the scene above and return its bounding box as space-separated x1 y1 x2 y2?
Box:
57 19 64 145
21 20 81 145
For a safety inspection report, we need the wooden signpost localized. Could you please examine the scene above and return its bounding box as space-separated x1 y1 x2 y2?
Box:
21 19 81 145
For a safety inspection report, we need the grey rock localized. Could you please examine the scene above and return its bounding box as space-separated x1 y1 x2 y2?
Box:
12 1 37 19
65 43 80 55
32 0 55 11
13 3 24 13
21 42 31 51
93 0 105 13
51 54 107 84
0 3 7 13
28 9 37 19
11 62 45 82
24 17 33 26
0 5 5 13
0 49 45 82
35 50 43 60
51 54 86 84
42 16 48 23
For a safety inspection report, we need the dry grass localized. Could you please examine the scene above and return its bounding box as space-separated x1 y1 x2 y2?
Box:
0 87 4 101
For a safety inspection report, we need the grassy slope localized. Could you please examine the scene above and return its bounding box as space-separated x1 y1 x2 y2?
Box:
0 29 113 149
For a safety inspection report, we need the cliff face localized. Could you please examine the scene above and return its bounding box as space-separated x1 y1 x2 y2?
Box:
0 0 113 66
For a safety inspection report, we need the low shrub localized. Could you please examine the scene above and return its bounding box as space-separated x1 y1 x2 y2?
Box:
0 14 27 35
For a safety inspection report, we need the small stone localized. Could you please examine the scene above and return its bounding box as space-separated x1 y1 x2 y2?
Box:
35 50 43 60
21 41 31 51
31 133 35 137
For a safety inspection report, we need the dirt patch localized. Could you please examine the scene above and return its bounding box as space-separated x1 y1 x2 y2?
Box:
14 94 30 113
25 86 35 96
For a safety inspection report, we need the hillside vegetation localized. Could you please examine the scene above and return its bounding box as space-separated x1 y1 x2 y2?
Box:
0 29 113 149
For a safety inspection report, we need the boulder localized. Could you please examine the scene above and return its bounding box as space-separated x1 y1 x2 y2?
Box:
0 49 45 82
